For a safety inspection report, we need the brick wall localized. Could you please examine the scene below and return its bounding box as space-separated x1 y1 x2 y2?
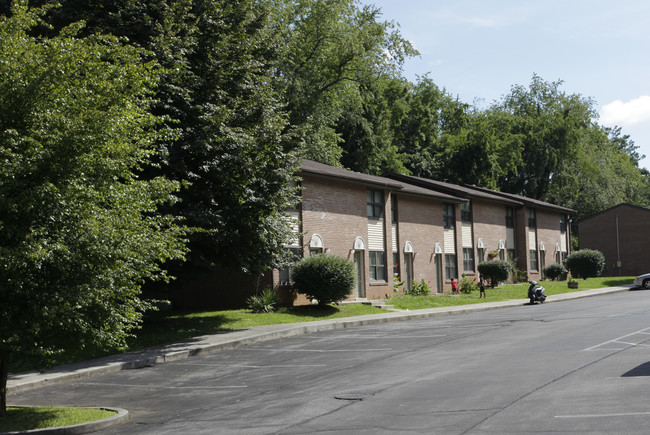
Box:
580 205 650 276
396 194 446 292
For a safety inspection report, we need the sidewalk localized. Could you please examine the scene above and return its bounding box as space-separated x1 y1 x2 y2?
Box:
8 285 632 393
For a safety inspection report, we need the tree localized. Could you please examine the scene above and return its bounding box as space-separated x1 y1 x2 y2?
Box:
273 0 417 165
492 75 594 200
0 5 186 415
34 0 301 280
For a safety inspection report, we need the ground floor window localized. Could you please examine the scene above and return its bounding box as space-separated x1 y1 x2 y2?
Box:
445 254 458 280
278 248 302 285
462 248 475 273
530 249 538 271
507 249 516 262
393 252 400 279
369 251 387 281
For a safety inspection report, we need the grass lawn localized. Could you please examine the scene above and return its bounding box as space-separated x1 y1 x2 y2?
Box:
0 407 115 432
388 276 634 310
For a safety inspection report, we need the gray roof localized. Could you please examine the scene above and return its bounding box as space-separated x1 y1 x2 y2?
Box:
387 173 522 206
461 184 577 214
300 160 465 202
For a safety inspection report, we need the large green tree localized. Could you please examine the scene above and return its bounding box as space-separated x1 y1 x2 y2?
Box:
0 4 186 415
33 0 301 279
493 75 594 200
273 0 417 165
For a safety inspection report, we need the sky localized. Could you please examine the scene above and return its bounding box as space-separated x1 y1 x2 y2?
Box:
365 0 650 170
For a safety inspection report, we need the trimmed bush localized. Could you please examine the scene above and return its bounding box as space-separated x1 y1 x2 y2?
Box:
543 263 567 281
565 249 605 279
291 254 355 305
477 260 512 287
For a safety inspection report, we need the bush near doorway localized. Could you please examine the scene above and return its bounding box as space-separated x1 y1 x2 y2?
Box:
292 255 356 305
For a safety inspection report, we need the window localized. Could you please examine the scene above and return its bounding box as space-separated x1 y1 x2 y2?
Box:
530 249 538 271
443 204 455 229
505 207 514 228
528 209 536 229
278 248 301 285
507 249 516 262
445 254 457 280
461 202 472 223
369 251 386 281
391 196 398 223
463 248 475 273
560 215 567 233
393 252 400 278
367 190 384 219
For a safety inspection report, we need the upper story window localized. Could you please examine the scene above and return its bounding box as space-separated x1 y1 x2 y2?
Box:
505 207 514 228
443 204 455 229
367 189 384 219
528 209 536 229
560 215 567 233
391 196 398 223
461 202 472 223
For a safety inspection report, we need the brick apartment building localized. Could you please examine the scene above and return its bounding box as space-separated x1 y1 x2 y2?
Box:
579 203 650 276
274 160 575 302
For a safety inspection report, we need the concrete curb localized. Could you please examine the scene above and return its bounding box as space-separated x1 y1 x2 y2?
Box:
7 285 632 395
2 407 128 434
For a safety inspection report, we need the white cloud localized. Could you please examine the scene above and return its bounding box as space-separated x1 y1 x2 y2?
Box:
600 96 650 126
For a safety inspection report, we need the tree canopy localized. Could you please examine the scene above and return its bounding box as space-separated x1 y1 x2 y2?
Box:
0 3 187 414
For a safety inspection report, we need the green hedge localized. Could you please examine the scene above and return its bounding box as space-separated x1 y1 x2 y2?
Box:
565 249 605 279
292 255 355 305
477 260 512 287
543 263 567 281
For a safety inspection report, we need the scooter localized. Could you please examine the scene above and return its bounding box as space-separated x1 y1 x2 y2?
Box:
528 280 546 304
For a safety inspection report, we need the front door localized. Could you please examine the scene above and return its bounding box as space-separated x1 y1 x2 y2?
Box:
354 250 366 298
404 253 414 291
435 254 443 294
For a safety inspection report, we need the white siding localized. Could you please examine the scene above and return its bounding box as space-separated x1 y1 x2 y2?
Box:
444 228 456 254
392 224 398 252
368 219 384 250
560 233 567 251
528 229 537 250
286 210 300 247
461 222 472 247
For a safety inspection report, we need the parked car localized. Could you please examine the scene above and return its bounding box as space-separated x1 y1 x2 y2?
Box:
634 273 650 289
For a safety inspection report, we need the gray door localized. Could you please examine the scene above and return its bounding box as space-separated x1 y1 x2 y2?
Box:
354 250 366 298
435 254 443 294
404 253 414 291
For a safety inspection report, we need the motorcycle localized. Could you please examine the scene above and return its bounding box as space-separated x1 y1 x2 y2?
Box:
528 280 546 304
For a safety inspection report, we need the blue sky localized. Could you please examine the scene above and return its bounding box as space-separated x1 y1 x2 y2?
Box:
365 0 650 170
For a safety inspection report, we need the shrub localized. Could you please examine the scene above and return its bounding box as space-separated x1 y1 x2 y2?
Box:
459 274 479 294
246 288 279 313
565 249 605 279
543 263 567 281
405 279 431 296
291 255 355 305
477 260 512 287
